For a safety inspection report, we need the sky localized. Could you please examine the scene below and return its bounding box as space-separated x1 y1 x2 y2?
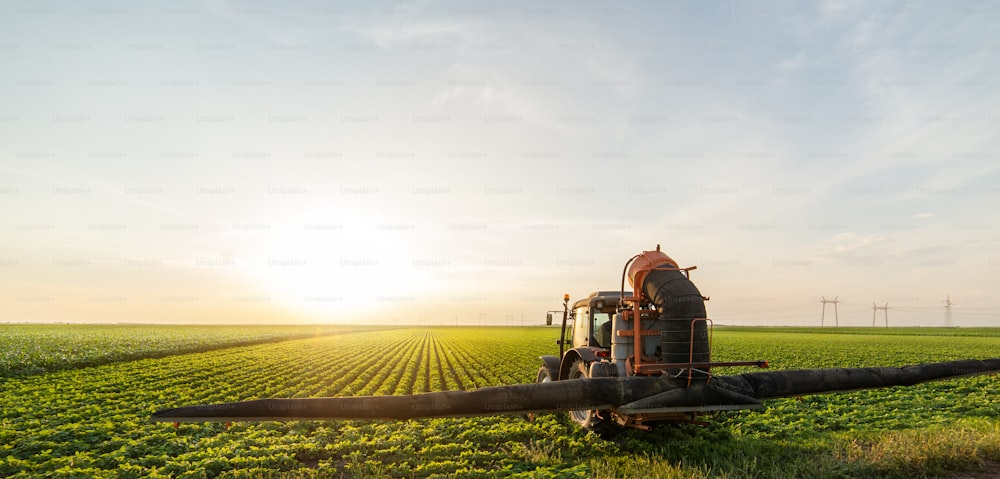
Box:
1 0 998 327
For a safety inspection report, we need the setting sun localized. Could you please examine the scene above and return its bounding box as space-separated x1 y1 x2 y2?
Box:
233 209 429 320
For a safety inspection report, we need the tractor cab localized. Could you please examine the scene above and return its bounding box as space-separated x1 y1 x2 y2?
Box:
537 291 624 387
568 291 621 350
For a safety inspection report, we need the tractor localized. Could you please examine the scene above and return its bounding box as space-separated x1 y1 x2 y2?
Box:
537 245 768 431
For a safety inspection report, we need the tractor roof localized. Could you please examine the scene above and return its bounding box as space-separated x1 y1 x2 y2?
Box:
572 291 626 309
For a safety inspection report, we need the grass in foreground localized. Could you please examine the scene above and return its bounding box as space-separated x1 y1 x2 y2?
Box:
592 418 1000 479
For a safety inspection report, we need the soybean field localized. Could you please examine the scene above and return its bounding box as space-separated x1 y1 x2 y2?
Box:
1 325 998 478
0 324 376 377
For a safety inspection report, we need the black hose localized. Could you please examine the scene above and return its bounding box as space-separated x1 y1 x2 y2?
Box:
641 268 710 367
714 358 1000 400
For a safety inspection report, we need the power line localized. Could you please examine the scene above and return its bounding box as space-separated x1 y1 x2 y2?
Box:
709 296 999 325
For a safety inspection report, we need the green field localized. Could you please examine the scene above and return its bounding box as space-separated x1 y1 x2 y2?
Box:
0 324 373 377
1 325 998 478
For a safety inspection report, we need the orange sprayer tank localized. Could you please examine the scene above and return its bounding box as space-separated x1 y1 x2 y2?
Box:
627 245 678 296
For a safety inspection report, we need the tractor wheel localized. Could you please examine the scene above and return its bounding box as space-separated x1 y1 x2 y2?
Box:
536 366 553 384
567 360 616 434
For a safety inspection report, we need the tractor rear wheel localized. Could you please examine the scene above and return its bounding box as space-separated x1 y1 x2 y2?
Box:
567 360 615 434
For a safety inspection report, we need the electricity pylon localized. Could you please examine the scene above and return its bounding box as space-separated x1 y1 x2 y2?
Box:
872 302 889 327
943 294 955 328
819 296 840 327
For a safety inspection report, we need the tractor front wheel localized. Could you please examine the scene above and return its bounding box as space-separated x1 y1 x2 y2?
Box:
567 360 616 434
536 366 553 384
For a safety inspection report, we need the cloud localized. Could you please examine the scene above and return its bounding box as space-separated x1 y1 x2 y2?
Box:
827 232 890 253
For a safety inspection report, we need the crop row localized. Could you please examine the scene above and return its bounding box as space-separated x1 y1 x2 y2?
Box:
0 327 997 478
0 324 374 377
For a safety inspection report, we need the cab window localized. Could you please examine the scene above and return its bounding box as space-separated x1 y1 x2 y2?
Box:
591 311 612 348
573 306 590 346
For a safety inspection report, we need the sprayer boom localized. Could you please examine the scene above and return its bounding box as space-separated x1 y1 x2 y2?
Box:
152 359 999 423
